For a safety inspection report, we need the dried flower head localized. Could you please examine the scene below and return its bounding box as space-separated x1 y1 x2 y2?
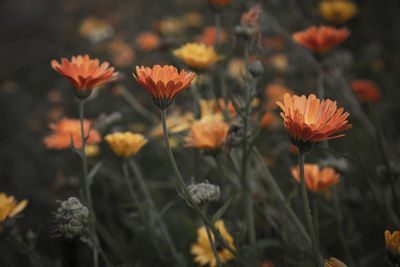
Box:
325 257 348 267
54 197 89 239
51 54 118 98
276 93 352 152
187 181 221 205
191 220 235 267
350 79 381 104
173 43 223 70
44 118 101 150
105 132 147 157
185 121 229 151
319 0 358 24
293 26 350 53
291 164 340 192
0 193 28 223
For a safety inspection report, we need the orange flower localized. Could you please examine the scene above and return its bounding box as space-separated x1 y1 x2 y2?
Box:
325 257 347 267
0 193 28 223
260 112 276 128
385 230 400 257
291 164 340 192
264 83 293 110
276 93 352 152
136 32 160 51
133 65 196 109
185 121 229 151
51 55 118 98
350 79 381 103
44 118 101 150
197 26 227 46
293 26 350 53
240 5 261 28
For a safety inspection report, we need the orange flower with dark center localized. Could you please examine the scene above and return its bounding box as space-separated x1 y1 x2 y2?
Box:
291 164 340 192
276 93 352 152
293 26 350 53
133 65 196 109
350 79 381 103
185 121 229 151
44 118 101 150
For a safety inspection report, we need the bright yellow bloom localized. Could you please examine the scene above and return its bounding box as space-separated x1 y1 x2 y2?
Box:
105 132 147 157
173 43 223 70
0 193 28 223
325 257 347 267
185 121 229 151
191 220 235 267
319 0 358 24
385 230 400 256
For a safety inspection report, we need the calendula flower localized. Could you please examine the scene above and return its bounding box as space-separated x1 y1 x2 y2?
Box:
197 26 227 46
385 230 400 257
325 257 347 267
44 118 101 150
350 79 381 104
293 26 350 53
319 0 358 24
51 54 118 98
105 132 147 157
276 93 352 152
264 84 293 110
133 65 196 109
291 164 340 192
0 193 28 223
173 43 223 70
185 121 229 151
135 32 160 51
191 220 235 267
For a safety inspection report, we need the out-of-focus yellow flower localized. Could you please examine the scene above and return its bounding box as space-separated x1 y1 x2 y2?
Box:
185 121 229 151
150 109 195 138
199 99 225 123
319 0 358 24
385 230 400 257
173 43 223 70
155 17 186 35
105 132 147 157
191 220 235 267
78 17 114 43
227 58 246 85
0 193 28 223
183 12 204 27
85 144 100 157
325 257 347 267
267 54 288 72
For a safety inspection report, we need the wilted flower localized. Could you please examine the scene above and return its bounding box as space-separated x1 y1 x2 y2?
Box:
133 65 196 109
291 164 340 192
135 32 160 51
185 121 229 151
187 181 220 205
173 43 223 70
325 257 348 267
105 132 147 157
0 193 28 223
191 220 235 267
54 197 89 239
350 79 381 104
293 26 350 53
276 93 352 152
197 26 227 46
319 0 358 24
44 118 101 150
235 5 261 38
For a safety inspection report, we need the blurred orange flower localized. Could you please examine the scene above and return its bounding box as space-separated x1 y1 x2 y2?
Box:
350 79 381 103
108 39 135 67
133 65 196 109
325 257 348 267
51 55 118 98
276 93 352 152
44 118 101 150
385 230 400 257
291 164 340 192
260 112 276 128
197 26 227 46
319 0 357 24
185 121 229 151
240 5 261 28
293 26 350 53
0 193 28 223
264 83 293 110
136 32 160 51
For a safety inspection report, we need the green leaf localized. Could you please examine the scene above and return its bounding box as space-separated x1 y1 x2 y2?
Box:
211 194 236 223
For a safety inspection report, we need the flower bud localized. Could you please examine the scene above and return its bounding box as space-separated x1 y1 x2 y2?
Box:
54 197 89 239
187 181 220 205
249 60 264 77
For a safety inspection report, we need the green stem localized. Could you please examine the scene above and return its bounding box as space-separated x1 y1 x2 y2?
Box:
298 151 323 267
215 13 221 47
78 99 99 267
205 221 222 267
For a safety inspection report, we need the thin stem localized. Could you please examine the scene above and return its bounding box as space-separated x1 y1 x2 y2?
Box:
205 222 222 267
215 13 221 47
298 151 323 267
78 99 99 267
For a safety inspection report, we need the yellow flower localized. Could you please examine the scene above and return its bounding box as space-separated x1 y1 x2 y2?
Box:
185 121 229 151
150 109 195 138
385 230 400 256
85 144 100 157
0 193 28 223
191 220 235 267
199 99 225 123
325 257 347 267
319 0 358 24
173 43 223 70
105 132 147 157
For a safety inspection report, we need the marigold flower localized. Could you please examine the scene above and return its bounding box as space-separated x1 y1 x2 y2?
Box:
197 26 227 46
350 79 381 104
385 230 400 257
133 65 196 109
105 132 147 157
325 257 347 267
191 220 235 267
173 43 223 70
319 0 358 24
291 164 340 192
135 32 160 51
276 93 352 152
51 54 118 98
0 193 28 223
185 121 229 151
292 26 350 53
44 118 101 150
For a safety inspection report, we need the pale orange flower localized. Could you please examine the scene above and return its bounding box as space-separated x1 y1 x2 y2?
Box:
0 193 28 223
44 118 101 150
133 65 196 109
185 121 229 151
291 164 340 192
385 230 400 257
264 83 293 110
293 26 350 53
108 39 135 67
260 112 276 128
136 32 160 51
51 55 118 98
276 93 352 151
350 79 381 103
197 26 227 46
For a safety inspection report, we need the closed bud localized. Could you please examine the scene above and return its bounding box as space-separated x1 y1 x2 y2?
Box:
249 60 264 77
